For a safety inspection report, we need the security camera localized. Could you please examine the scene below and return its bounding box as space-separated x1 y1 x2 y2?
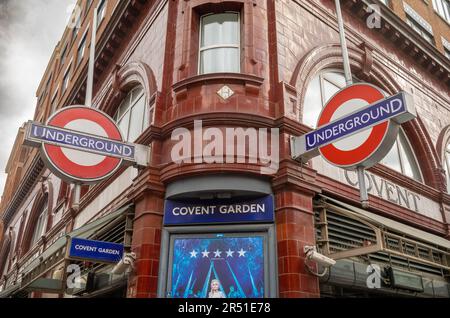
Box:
304 246 336 267
111 252 136 275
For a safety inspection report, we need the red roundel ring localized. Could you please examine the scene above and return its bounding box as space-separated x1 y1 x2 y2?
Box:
317 84 387 167
43 106 123 182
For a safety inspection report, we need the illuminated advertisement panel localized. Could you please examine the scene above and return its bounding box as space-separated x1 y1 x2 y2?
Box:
169 235 265 298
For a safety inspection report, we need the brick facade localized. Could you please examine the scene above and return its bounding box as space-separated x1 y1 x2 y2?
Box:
1 0 449 298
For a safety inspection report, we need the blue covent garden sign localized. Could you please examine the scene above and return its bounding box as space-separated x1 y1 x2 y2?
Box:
68 237 124 264
163 195 275 226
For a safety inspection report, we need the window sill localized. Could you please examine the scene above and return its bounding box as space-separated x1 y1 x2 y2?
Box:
172 73 264 101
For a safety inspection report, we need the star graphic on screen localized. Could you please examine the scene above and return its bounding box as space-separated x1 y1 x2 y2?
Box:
202 249 210 258
238 248 246 257
225 249 234 257
213 249 222 258
190 250 198 258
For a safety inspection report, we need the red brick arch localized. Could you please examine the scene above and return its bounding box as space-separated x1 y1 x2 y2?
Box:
100 61 158 117
290 43 443 190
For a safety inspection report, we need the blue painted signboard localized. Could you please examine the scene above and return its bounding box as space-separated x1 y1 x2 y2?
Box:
304 92 407 151
69 237 124 263
28 122 135 160
164 195 274 226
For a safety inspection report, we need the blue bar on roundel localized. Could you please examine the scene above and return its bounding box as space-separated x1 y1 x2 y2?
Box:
305 93 406 151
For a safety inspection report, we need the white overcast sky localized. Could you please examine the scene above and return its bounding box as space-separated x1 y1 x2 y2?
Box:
0 0 73 196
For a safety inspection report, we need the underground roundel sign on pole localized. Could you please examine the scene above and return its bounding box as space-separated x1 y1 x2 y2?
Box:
291 83 417 170
24 106 150 184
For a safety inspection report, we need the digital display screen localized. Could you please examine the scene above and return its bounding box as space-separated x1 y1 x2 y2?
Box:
169 236 265 298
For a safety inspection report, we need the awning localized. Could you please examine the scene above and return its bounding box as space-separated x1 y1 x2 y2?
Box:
0 283 20 298
10 204 133 295
322 196 450 249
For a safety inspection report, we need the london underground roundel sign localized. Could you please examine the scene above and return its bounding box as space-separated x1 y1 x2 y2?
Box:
291 83 417 169
24 106 141 184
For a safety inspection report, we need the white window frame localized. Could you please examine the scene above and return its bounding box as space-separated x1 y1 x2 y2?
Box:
114 87 148 142
96 0 107 31
198 12 241 75
50 87 59 113
76 26 89 65
71 7 82 40
30 207 47 248
381 128 424 182
62 61 72 93
432 0 450 24
406 16 435 44
301 68 350 126
60 43 68 67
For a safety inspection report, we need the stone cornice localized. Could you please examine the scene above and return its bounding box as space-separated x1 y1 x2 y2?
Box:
271 160 322 196
172 73 265 101
348 0 450 86
127 167 165 202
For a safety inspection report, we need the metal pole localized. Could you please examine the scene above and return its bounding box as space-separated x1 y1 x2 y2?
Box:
335 0 352 86
73 7 98 209
357 167 369 208
72 183 81 211
335 0 369 207
85 7 98 108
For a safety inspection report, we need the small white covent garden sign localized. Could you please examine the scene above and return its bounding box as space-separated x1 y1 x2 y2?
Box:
312 157 443 222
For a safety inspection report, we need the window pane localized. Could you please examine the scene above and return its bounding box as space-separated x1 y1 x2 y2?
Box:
200 47 239 74
303 75 321 127
222 14 239 45
381 140 402 173
302 71 351 128
323 79 340 104
116 94 131 120
97 0 106 29
323 71 346 88
31 211 46 247
77 38 86 65
131 87 144 104
201 13 239 47
398 131 422 181
118 110 130 140
128 95 145 142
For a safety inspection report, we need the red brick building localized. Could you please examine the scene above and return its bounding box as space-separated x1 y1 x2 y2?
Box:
1 0 450 298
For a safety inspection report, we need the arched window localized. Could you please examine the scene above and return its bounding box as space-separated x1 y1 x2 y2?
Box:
380 129 423 182
0 236 11 277
303 69 423 182
30 203 47 248
444 142 450 193
113 86 151 142
303 70 347 128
